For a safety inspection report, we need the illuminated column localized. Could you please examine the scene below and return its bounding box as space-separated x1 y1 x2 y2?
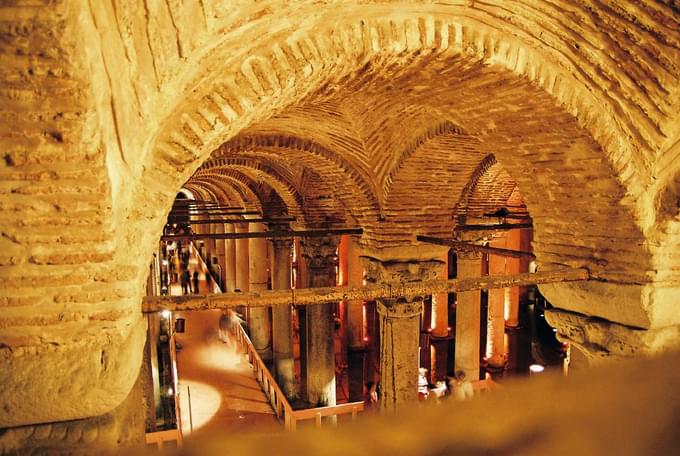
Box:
429 250 449 383
519 228 534 304
363 257 439 412
207 222 217 265
235 223 249 295
271 238 296 399
249 222 272 362
225 225 237 292
300 236 338 408
487 237 507 368
345 236 366 402
454 251 483 380
505 229 521 328
215 224 227 290
293 238 308 397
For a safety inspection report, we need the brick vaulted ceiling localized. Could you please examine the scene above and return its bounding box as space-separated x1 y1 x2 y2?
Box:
0 1 678 428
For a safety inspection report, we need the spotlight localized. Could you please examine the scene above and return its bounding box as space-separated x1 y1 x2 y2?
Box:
161 310 172 319
529 364 545 375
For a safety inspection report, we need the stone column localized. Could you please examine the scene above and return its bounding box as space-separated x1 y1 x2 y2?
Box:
249 222 272 362
429 251 450 383
300 236 338 408
377 299 423 413
346 236 366 402
454 251 483 380
235 223 250 292
362 256 440 413
505 229 521 328
518 228 533 305
207 222 217 265
271 238 296 399
225 224 237 292
487 237 507 368
215 224 227 290
235 223 250 324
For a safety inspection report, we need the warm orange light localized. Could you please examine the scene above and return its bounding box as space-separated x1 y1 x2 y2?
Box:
179 380 222 435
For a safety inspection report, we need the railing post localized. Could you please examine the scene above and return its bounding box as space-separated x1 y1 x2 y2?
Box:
351 406 357 421
315 413 322 428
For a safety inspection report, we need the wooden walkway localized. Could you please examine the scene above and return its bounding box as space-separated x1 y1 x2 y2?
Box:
174 309 281 440
168 246 280 439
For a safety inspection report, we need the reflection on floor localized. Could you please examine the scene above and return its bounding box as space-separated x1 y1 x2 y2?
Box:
174 309 281 439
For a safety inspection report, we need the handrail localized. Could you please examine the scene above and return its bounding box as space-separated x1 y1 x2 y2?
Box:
145 429 182 449
287 402 364 431
234 322 296 428
188 242 221 294
234 323 364 430
169 332 184 445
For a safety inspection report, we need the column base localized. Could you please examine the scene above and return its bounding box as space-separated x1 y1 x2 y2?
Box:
274 356 296 400
485 354 507 370
347 346 367 402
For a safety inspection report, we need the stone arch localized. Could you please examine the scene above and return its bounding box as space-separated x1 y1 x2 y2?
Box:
182 183 214 202
216 135 381 216
458 161 522 220
454 154 499 223
5 3 675 429
380 122 486 240
198 157 306 223
126 11 667 271
190 173 262 212
143 8 675 205
383 121 466 197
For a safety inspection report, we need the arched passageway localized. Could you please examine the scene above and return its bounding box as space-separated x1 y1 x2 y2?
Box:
0 2 678 453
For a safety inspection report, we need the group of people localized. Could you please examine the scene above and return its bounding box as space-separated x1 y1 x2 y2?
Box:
448 370 474 401
424 370 474 405
180 269 201 295
363 370 474 410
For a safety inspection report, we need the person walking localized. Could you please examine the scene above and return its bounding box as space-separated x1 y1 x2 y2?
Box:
180 269 191 295
192 270 200 294
453 370 474 401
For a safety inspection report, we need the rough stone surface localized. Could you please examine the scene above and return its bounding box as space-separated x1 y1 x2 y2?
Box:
546 308 680 363
0 0 678 451
166 350 680 456
0 367 147 455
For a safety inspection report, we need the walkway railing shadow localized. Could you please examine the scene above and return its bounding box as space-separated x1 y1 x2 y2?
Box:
234 322 364 431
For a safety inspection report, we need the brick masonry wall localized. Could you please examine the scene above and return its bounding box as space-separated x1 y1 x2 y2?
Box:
0 1 677 440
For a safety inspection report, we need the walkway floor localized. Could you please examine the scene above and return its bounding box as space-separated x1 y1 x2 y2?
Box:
166 246 280 439
174 309 281 440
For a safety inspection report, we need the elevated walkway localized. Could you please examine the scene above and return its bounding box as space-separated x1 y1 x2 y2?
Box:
175 309 281 439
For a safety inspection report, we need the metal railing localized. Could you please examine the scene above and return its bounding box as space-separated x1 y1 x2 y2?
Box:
145 331 184 449
234 322 364 431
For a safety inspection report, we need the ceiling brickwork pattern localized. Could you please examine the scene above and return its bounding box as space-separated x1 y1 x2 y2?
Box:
0 0 677 433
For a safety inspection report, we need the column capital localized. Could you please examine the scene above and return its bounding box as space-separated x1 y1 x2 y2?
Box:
361 257 443 304
300 236 339 270
361 257 442 284
271 237 293 251
377 300 424 318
